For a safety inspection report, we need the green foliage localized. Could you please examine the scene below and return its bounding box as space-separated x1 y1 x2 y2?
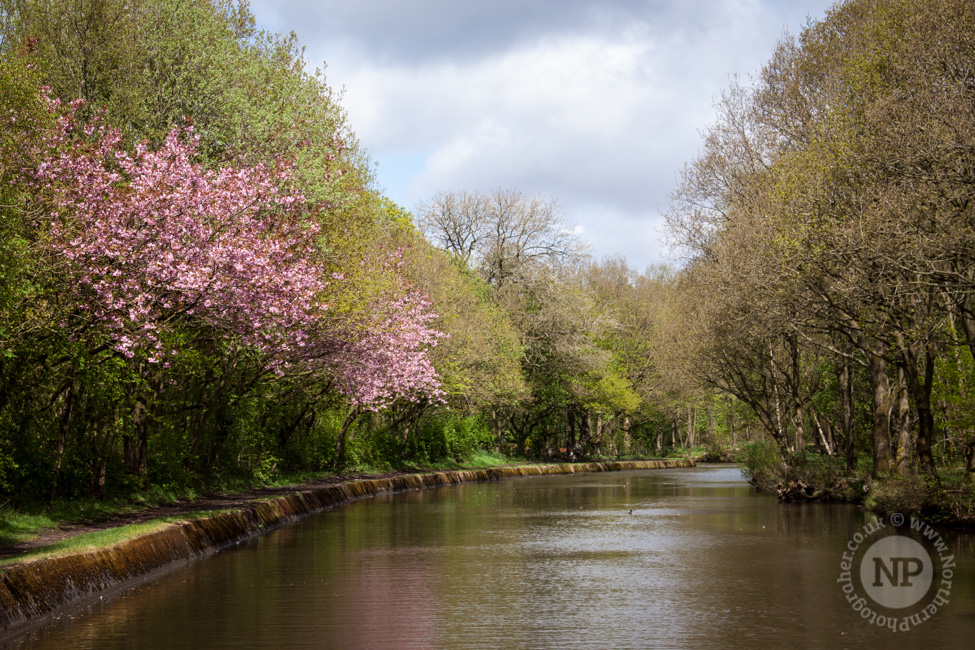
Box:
865 470 975 525
465 449 515 466
932 343 975 466
738 439 784 490
0 49 55 346
342 412 494 469
391 223 527 407
740 439 865 501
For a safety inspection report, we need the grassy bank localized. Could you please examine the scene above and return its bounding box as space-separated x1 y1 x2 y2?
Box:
0 514 227 569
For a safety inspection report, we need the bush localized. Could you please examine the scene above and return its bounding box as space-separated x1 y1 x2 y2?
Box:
402 413 493 465
739 439 864 502
738 439 783 491
867 471 975 524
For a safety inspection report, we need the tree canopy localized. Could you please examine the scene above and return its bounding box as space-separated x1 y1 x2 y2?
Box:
2 0 972 523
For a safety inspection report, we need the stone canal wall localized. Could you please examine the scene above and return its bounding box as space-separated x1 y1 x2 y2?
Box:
0 459 693 638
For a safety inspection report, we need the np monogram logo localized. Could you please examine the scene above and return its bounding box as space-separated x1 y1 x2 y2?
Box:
837 513 954 632
862 536 932 608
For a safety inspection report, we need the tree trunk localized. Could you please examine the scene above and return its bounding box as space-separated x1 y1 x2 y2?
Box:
957 292 975 362
207 405 233 472
491 408 504 451
52 382 74 497
900 344 937 474
622 415 632 456
837 355 857 470
89 418 112 498
769 342 787 450
728 397 736 450
333 406 360 468
279 403 313 449
124 366 160 483
576 410 590 457
189 374 229 459
707 403 715 447
124 396 150 480
867 350 893 477
794 404 806 454
592 413 604 450
895 366 912 471
810 410 833 455
566 409 577 458
790 336 805 452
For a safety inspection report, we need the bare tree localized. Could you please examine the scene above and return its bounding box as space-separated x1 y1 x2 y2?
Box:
415 190 488 263
416 188 588 287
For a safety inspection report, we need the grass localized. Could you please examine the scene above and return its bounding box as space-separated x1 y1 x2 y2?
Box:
465 450 523 467
0 468 366 550
0 499 161 549
0 510 59 548
403 451 528 470
658 445 733 461
346 451 530 474
0 487 204 549
0 511 225 569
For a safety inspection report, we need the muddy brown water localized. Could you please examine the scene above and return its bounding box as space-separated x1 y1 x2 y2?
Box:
6 465 975 649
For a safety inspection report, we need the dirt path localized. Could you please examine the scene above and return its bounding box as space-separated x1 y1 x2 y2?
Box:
0 470 411 563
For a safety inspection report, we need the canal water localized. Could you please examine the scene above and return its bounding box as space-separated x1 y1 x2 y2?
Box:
8 465 975 649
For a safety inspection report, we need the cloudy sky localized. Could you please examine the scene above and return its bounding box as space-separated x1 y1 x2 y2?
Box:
250 0 836 270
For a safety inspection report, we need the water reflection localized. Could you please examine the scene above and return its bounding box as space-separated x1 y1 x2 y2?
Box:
8 466 975 649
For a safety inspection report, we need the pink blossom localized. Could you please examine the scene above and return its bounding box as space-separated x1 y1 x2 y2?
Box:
31 106 325 366
30 97 446 408
330 291 447 410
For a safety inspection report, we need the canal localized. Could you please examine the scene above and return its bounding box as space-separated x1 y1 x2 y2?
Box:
9 465 975 649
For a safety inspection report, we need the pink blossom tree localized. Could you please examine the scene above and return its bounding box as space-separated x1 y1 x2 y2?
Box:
30 98 447 442
32 101 327 368
326 287 447 465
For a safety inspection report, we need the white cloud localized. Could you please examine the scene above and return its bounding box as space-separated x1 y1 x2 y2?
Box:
252 0 836 269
